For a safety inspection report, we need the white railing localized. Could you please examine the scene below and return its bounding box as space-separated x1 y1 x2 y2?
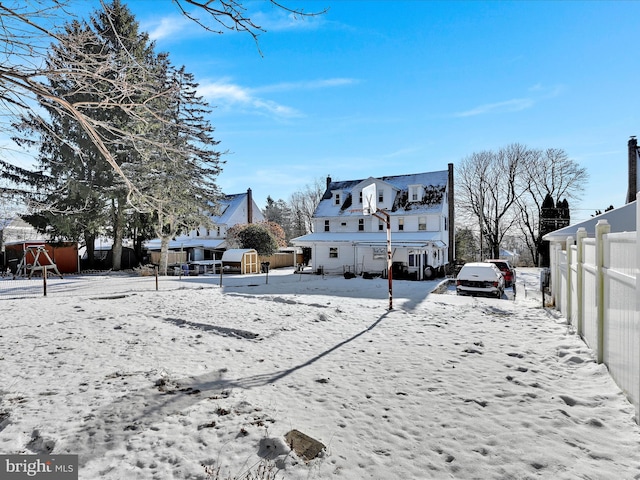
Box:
549 205 640 420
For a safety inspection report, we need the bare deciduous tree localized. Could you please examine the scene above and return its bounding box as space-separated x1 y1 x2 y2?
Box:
457 144 531 259
457 144 587 265
289 176 326 235
176 0 327 53
515 148 588 266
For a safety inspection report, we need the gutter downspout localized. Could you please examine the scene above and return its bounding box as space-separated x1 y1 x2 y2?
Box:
448 163 455 265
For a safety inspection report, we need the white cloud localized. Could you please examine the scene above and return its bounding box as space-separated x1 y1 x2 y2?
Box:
452 84 565 118
250 10 326 32
254 78 358 94
198 77 356 118
145 15 191 41
454 98 535 118
198 81 252 103
198 80 302 118
382 147 421 159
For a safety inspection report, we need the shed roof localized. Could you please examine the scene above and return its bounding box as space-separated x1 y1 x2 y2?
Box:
221 248 257 262
542 200 636 242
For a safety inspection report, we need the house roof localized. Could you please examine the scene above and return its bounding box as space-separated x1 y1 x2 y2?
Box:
212 193 249 225
291 231 446 248
315 170 449 217
542 200 637 242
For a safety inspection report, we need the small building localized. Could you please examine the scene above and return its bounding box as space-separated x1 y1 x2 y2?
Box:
4 241 79 274
221 248 259 274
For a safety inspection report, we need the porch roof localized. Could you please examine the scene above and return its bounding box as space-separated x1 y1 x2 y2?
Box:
144 238 226 251
291 231 446 248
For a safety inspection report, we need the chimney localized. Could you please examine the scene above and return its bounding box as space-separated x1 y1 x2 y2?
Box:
447 163 455 264
627 136 638 204
326 176 332 190
247 188 253 224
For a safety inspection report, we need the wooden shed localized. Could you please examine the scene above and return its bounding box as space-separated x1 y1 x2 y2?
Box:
4 241 79 274
221 249 259 274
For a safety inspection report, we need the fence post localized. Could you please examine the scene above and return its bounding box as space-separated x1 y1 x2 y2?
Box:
43 266 47 297
575 228 587 337
550 242 561 308
595 219 610 364
565 236 574 325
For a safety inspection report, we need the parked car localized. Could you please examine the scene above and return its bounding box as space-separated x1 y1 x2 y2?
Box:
484 259 515 288
456 262 505 298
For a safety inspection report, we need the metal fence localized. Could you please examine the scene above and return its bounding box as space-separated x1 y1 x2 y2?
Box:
0 270 218 300
0 266 283 300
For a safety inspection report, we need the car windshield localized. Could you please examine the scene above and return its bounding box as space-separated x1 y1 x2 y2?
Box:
459 266 497 278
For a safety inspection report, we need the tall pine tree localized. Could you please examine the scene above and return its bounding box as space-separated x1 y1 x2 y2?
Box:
13 1 222 272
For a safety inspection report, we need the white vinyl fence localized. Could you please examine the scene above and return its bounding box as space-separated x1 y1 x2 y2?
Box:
549 208 640 421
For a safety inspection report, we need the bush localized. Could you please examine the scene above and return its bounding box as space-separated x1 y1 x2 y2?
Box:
236 224 279 256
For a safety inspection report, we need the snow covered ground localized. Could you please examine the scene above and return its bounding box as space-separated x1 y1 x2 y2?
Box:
1 268 640 479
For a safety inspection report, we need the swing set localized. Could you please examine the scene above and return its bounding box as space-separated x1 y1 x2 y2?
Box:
15 245 63 279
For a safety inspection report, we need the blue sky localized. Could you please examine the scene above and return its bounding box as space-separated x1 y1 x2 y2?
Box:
24 1 640 224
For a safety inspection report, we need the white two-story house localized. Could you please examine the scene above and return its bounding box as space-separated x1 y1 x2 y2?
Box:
292 166 454 280
145 188 265 264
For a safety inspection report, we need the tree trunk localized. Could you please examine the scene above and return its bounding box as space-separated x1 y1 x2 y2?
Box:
159 235 170 276
83 231 96 270
111 198 125 271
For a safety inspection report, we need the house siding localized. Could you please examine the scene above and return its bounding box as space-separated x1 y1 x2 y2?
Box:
293 167 454 279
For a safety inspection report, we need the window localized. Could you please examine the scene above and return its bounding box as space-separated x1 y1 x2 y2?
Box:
329 247 338 258
398 217 404 231
324 220 330 232
418 217 426 231
444 217 448 231
378 190 384 203
378 220 384 231
335 193 341 205
358 219 364 231
409 185 421 202
359 191 363 204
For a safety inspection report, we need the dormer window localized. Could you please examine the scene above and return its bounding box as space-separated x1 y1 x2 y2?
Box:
378 190 384 204
409 184 423 202
333 191 341 205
